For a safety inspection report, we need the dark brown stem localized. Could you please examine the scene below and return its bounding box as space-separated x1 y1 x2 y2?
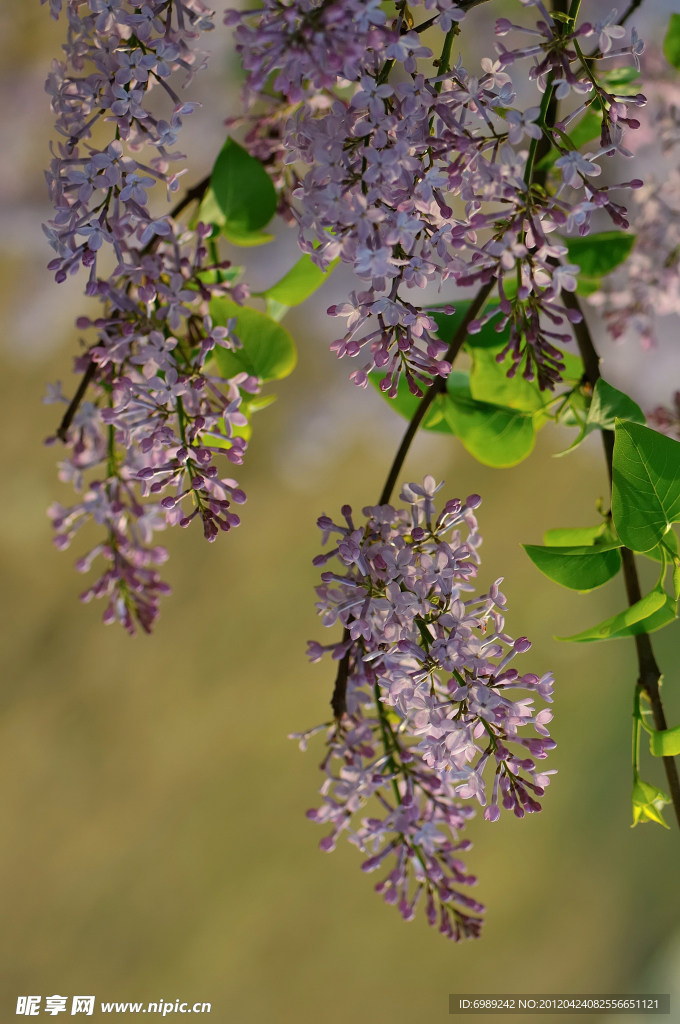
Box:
331 278 495 717
378 279 495 506
330 628 351 719
620 0 644 25
166 173 211 220
564 291 680 828
56 356 97 442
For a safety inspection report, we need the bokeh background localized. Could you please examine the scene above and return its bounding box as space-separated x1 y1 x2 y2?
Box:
1 1 680 1020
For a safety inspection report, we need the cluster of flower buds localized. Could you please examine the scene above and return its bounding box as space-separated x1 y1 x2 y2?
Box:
292 478 556 938
228 0 645 392
41 0 256 633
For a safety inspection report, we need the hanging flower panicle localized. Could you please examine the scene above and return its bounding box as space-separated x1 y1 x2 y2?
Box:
292 477 556 937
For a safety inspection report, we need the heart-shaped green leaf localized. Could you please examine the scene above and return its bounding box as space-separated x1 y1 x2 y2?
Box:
612 420 680 552
556 378 645 457
469 344 552 413
442 377 536 468
210 299 297 382
564 231 636 277
211 138 277 237
523 543 622 591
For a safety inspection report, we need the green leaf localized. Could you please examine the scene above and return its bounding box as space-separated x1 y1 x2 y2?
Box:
211 138 277 238
196 190 276 247
209 299 297 383
196 266 243 286
196 186 226 227
664 13 680 69
543 524 606 546
557 584 677 642
261 253 338 306
589 379 644 430
575 276 601 297
442 376 536 468
469 344 552 413
599 67 640 87
648 723 680 758
632 777 671 828
612 420 680 552
636 526 680 565
564 231 636 278
264 298 290 322
523 543 622 591
368 372 453 433
431 300 505 350
222 228 276 247
555 379 644 457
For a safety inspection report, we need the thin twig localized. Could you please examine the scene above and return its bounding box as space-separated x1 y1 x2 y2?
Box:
378 279 495 506
330 628 351 719
620 0 644 26
166 173 211 221
331 280 495 718
54 174 211 443
56 356 97 442
562 289 680 828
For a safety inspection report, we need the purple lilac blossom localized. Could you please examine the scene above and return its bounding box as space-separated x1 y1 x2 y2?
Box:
589 92 680 351
227 0 646 392
41 0 255 633
291 478 556 938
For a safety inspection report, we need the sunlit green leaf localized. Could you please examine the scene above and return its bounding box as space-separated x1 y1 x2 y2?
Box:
368 372 453 433
210 298 297 383
469 344 552 413
648 723 680 758
564 231 636 278
664 13 680 69
523 543 622 591
556 584 676 642
197 186 225 227
261 253 338 306
222 228 276 247
612 419 680 552
543 524 606 546
442 376 536 467
632 777 671 828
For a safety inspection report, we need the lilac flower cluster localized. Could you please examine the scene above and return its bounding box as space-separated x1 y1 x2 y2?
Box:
42 1 255 633
292 478 555 938
590 166 680 351
228 0 645 392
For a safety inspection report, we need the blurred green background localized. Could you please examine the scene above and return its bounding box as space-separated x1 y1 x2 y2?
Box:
1 2 679 1021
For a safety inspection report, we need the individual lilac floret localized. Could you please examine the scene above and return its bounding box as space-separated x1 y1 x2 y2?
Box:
291 478 556 939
